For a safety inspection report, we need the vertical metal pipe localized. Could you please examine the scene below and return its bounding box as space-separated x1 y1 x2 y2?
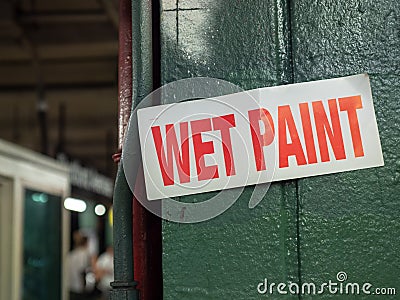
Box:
118 0 134 151
110 166 139 300
112 0 162 298
56 103 66 154
110 0 139 298
37 88 49 155
132 0 163 299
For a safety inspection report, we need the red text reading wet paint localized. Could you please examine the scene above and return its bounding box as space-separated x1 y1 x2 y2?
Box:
151 95 364 186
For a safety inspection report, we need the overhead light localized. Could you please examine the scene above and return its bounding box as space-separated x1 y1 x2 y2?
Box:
64 197 87 212
94 204 106 216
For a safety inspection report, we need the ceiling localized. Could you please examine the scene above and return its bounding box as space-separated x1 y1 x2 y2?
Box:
0 0 119 179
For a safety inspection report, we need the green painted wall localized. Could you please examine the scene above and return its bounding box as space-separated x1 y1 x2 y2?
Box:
160 0 399 299
292 1 399 299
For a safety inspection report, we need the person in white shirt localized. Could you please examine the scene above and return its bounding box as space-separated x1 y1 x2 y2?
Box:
67 232 92 300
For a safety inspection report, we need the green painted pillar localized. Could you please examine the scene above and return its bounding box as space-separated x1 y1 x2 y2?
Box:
292 0 400 298
161 0 300 299
159 0 399 299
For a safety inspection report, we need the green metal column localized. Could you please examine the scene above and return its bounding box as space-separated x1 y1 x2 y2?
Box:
111 167 139 300
159 0 399 299
161 0 299 299
292 0 400 298
110 0 138 298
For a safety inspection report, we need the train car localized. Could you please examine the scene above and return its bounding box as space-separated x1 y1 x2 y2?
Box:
0 139 70 300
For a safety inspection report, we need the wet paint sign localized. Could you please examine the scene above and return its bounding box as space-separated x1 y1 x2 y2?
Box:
137 74 383 200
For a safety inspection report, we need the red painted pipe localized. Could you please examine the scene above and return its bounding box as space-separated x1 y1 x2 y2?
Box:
117 0 162 299
133 168 163 299
118 0 133 151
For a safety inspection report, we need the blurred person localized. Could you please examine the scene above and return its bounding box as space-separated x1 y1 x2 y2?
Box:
95 246 114 300
67 231 96 300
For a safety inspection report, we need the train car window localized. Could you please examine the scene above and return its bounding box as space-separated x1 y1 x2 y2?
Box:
22 189 62 300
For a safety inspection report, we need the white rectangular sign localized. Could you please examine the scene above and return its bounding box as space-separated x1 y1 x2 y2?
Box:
138 74 383 200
